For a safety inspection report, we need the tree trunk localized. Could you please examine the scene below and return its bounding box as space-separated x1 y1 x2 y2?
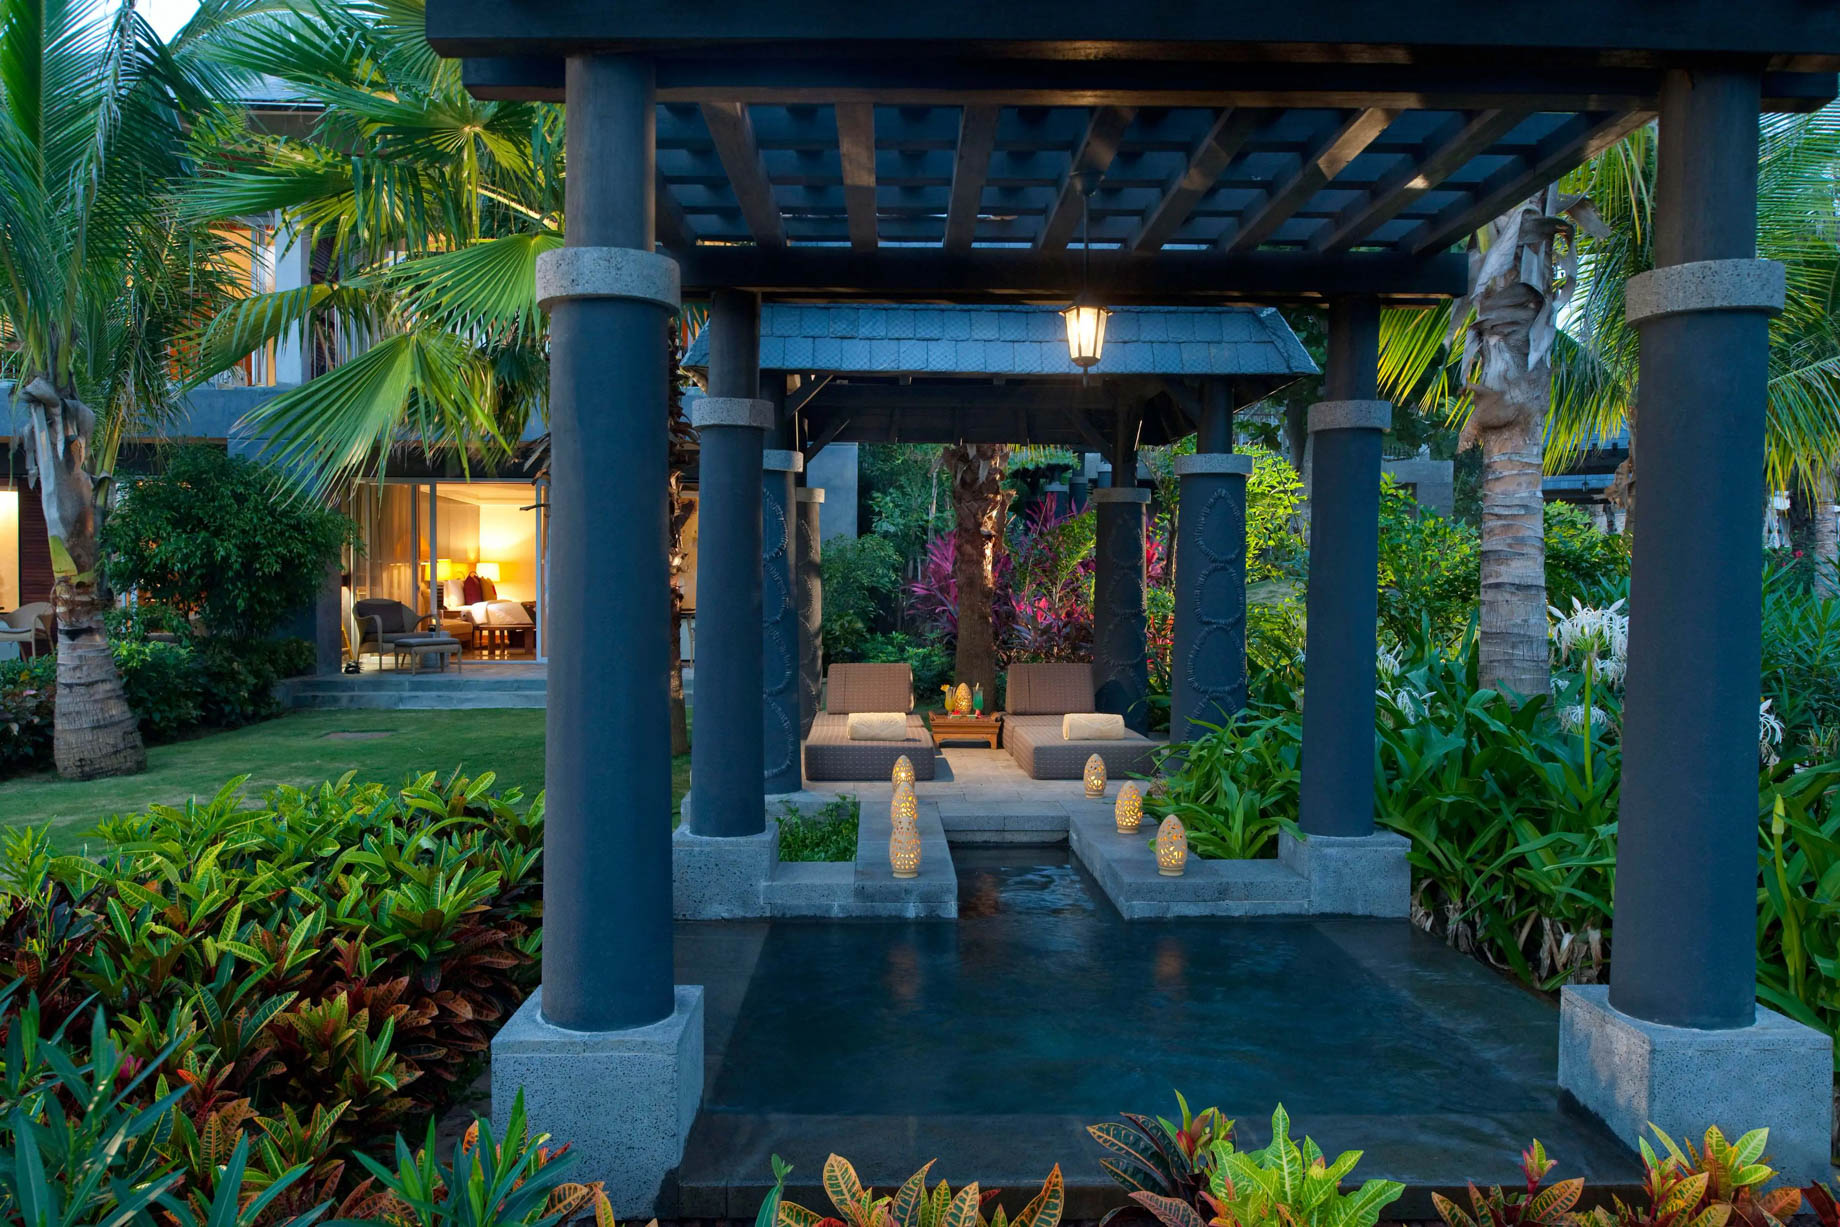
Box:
1813 466 1838 597
17 376 145 779
1459 196 1583 699
1608 393 1637 541
944 443 1010 701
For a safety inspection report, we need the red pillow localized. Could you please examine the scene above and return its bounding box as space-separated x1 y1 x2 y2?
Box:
462 574 483 604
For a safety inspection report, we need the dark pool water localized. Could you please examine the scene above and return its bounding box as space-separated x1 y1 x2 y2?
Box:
703 845 1559 1120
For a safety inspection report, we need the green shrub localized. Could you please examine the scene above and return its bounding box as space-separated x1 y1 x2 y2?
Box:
113 637 206 739
193 635 316 727
0 769 544 1200
1544 500 1629 608
777 798 860 862
0 655 54 773
860 631 954 697
103 446 355 640
821 535 905 662
1377 480 1479 642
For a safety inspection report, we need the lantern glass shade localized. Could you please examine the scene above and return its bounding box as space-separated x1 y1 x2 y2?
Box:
892 755 916 788
1063 300 1110 369
890 813 922 879
1115 781 1143 833
1155 815 1188 876
1084 754 1108 797
891 782 918 824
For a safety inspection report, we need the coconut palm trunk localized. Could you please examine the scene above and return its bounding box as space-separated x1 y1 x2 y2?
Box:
1814 466 1839 597
17 377 145 779
945 443 1011 702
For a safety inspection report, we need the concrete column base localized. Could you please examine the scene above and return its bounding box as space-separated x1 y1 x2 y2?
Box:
1278 830 1410 916
490 986 704 1217
673 805 778 918
1559 985 1833 1187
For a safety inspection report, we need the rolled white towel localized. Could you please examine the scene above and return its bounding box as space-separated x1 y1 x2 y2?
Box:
1062 712 1126 740
847 711 909 741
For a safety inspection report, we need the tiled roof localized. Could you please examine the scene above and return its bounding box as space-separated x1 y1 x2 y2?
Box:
685 305 1317 378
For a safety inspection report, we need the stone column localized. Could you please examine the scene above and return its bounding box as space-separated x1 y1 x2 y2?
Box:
1171 383 1247 738
684 290 768 837
1091 485 1150 733
1282 297 1408 916
1560 67 1830 1184
795 487 824 736
497 54 702 1219
762 450 803 794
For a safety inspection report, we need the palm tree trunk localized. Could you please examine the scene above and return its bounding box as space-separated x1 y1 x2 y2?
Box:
18 377 145 779
1813 466 1839 597
1476 394 1552 696
945 443 1010 701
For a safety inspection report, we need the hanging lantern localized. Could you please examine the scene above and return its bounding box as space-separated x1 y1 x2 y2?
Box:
1062 297 1111 369
891 781 918 824
1084 753 1107 798
1114 781 1143 834
890 812 922 879
1155 815 1188 877
891 755 916 788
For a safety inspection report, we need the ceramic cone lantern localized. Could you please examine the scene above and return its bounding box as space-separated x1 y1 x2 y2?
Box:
890 812 921 879
891 755 916 788
954 682 973 714
1115 781 1143 834
1155 815 1188 877
1084 754 1107 798
891 781 918 824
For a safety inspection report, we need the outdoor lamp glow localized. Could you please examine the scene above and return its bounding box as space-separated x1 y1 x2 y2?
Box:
1155 815 1188 876
1084 753 1107 798
1115 781 1143 834
890 812 921 879
892 755 916 788
1063 298 1110 369
891 782 918 824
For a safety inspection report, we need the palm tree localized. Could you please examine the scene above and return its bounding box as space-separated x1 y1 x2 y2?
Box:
0 0 243 777
185 0 560 494
1379 104 1840 688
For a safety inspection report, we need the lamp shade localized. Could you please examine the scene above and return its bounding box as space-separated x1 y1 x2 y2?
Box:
890 812 921 879
1084 753 1107 798
1062 299 1110 369
475 561 501 582
1155 815 1188 877
1115 781 1143 834
891 755 916 788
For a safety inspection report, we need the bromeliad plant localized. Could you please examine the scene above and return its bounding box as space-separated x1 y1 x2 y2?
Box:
774 1154 1065 1227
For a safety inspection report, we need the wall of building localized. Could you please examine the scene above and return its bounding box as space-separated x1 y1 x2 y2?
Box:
805 442 859 540
477 502 539 603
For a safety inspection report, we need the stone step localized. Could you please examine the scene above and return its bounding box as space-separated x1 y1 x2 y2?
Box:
288 675 547 692
289 689 545 710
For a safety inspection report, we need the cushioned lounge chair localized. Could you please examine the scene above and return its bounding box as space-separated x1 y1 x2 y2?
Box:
1003 661 1159 780
804 662 939 781
354 598 442 667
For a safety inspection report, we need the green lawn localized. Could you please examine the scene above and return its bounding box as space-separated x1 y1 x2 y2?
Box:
0 709 693 849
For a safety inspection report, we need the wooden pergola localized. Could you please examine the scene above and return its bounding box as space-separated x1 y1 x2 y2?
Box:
423 3 1840 1214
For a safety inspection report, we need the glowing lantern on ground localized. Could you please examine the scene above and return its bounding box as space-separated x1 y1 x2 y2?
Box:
892 755 915 788
890 813 921 879
1084 754 1107 798
1155 815 1188 877
891 782 918 825
1115 781 1143 834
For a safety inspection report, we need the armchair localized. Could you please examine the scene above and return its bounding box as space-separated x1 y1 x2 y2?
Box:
352 598 440 667
0 602 52 659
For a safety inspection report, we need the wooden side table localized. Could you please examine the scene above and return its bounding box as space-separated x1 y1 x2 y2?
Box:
928 712 1002 749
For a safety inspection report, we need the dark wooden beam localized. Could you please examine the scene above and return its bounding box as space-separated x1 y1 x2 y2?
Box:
655 171 695 253
1127 109 1261 253
1036 106 1136 251
801 413 851 461
834 102 878 251
1223 107 1397 253
428 1 1840 64
1310 109 1529 252
676 245 1469 304
699 100 787 247
1404 109 1652 255
945 105 1001 252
